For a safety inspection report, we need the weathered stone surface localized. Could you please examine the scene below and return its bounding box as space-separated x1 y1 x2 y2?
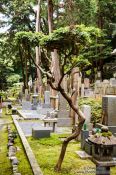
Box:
22 101 32 110
57 118 72 127
12 157 18 165
7 142 14 148
32 127 51 138
102 95 116 126
57 93 71 127
81 105 91 126
81 130 89 150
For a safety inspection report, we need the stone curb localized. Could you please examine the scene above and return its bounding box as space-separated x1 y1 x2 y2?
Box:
12 116 43 175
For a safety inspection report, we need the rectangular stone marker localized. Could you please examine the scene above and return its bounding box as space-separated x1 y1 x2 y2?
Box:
32 127 51 138
42 91 51 108
57 93 71 127
102 95 116 126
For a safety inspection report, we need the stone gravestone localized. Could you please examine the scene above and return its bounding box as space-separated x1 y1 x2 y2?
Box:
25 89 29 101
84 78 90 89
42 91 51 108
102 80 109 95
81 105 91 129
57 93 71 127
110 78 116 87
32 94 39 110
22 101 32 110
102 95 116 126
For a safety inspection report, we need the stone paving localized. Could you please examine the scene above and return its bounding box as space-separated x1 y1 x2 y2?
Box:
17 108 54 119
17 119 72 137
18 121 43 136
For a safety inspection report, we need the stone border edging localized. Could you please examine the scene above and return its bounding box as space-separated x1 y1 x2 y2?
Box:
12 116 43 175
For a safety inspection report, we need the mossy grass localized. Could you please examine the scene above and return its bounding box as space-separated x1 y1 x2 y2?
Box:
28 136 95 175
0 127 12 175
0 108 33 175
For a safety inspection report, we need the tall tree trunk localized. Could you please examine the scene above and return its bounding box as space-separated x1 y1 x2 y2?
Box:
25 55 28 89
19 46 26 90
36 0 42 90
47 0 61 84
47 0 85 172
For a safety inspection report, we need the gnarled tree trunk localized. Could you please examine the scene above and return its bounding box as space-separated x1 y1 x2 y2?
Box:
54 86 85 172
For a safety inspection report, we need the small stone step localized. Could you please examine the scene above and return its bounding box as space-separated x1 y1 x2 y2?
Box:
75 150 92 159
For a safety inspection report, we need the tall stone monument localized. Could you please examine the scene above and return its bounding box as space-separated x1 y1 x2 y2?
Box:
57 93 71 127
102 95 116 126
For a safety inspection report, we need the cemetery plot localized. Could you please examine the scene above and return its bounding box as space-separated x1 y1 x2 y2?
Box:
18 120 43 136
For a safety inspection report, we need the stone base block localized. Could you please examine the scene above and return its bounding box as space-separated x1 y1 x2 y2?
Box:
32 127 51 138
57 118 72 127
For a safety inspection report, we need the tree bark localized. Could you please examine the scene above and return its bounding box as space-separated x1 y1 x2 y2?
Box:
54 85 85 171
36 0 42 91
47 0 61 84
19 46 26 90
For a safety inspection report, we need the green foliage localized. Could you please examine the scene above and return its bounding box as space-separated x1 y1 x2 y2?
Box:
7 74 21 86
15 31 44 47
101 131 112 137
0 91 8 100
79 97 102 124
16 25 102 50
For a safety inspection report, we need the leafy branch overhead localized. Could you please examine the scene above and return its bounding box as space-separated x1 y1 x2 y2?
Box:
15 24 102 54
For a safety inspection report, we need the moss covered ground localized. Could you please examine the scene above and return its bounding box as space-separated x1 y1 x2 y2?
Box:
0 109 33 175
28 133 116 175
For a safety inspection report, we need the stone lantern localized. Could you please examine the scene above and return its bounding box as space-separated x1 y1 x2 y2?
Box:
88 126 116 175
